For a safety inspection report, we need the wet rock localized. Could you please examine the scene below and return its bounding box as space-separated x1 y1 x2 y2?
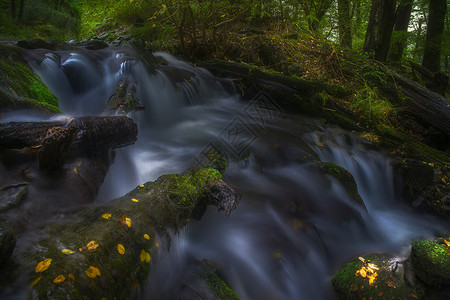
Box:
26 168 238 299
16 39 56 50
0 218 16 266
396 160 435 192
332 254 425 299
411 240 450 285
66 39 108 50
104 78 144 115
318 162 364 205
0 185 28 212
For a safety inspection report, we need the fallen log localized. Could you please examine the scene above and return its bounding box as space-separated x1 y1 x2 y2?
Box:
387 69 450 136
0 116 137 154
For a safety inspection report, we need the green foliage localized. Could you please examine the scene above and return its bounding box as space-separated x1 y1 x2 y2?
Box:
0 0 80 40
351 82 394 127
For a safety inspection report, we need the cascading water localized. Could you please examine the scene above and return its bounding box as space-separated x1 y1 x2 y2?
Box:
24 48 447 299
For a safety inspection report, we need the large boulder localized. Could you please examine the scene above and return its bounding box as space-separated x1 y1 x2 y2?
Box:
411 239 450 285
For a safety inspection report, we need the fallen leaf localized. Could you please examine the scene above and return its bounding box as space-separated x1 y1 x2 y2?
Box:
368 263 379 270
53 275 65 283
35 259 52 273
101 213 112 220
85 266 101 278
131 198 139 203
86 240 99 251
117 244 125 255
74 167 80 175
143 234 150 240
443 239 450 247
120 215 132 227
68 273 75 281
139 184 144 188
30 276 41 288
61 249 75 255
140 250 151 263
358 257 366 263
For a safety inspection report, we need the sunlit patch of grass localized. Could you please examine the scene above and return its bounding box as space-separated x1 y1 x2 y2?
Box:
351 82 395 127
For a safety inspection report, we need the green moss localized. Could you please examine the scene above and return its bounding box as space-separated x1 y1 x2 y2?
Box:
28 168 228 299
411 240 450 285
318 162 363 205
332 254 424 299
202 273 241 300
0 52 59 112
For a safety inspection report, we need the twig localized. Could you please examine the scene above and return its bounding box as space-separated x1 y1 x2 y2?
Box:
0 182 30 191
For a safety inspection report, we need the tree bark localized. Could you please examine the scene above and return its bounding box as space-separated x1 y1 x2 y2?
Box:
0 116 138 156
18 0 24 22
388 68 450 135
388 0 413 63
10 0 16 18
364 0 397 62
338 0 352 48
421 0 447 72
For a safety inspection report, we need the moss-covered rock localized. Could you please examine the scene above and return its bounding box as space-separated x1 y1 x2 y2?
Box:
25 168 239 299
332 254 425 299
411 239 450 286
318 162 364 206
202 272 241 300
0 45 59 112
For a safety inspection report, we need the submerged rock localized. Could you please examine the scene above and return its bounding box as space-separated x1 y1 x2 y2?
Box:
0 185 28 212
0 218 16 266
318 162 364 206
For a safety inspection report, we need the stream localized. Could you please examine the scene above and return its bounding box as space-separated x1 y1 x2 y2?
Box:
5 47 447 299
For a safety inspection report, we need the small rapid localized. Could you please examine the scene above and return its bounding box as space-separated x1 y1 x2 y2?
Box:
25 48 447 299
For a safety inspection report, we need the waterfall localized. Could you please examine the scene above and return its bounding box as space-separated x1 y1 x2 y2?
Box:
25 48 446 300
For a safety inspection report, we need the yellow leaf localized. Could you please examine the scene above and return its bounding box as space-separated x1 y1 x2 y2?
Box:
86 240 99 251
358 257 366 263
30 276 41 288
74 167 80 175
68 273 75 281
155 241 160 248
443 239 450 247
140 250 151 263
139 184 144 188
61 249 75 255
273 252 281 259
368 263 379 270
120 215 132 227
35 258 52 273
131 198 139 203
85 266 101 278
53 275 65 283
143 234 150 240
102 213 112 220
117 244 125 255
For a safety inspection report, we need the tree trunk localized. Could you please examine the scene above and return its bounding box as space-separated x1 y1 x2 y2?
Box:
421 0 447 72
364 0 397 62
10 0 16 18
18 0 24 22
338 0 352 48
388 0 413 63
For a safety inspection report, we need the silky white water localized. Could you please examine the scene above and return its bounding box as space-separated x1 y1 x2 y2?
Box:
23 47 447 299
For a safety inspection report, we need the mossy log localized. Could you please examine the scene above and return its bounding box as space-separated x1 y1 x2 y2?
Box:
197 60 358 130
387 69 450 136
26 168 240 299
